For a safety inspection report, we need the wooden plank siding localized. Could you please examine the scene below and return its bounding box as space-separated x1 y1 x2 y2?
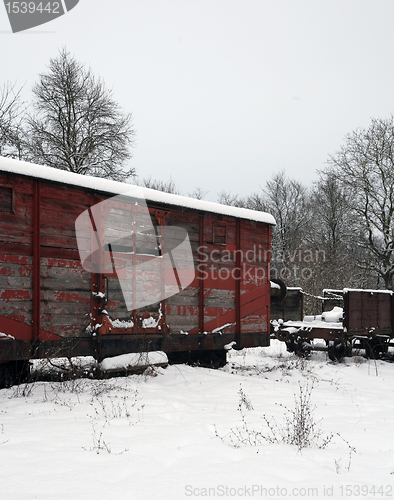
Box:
344 290 394 334
0 173 92 341
240 220 270 335
0 173 34 331
163 211 200 333
39 182 92 338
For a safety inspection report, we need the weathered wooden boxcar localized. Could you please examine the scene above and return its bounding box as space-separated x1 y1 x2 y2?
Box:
0 156 275 377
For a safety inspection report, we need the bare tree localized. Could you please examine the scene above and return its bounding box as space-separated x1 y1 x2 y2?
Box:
217 190 246 207
262 171 311 270
136 176 181 194
188 187 208 200
244 191 266 212
0 82 26 159
328 115 394 289
307 173 370 292
27 49 135 181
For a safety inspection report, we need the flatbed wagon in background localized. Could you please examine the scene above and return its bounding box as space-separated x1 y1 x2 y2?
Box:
0 156 277 384
273 288 394 360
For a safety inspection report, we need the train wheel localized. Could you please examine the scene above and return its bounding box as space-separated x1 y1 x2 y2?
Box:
0 361 30 389
0 363 13 389
365 338 388 359
167 350 227 369
285 339 295 353
327 341 350 362
294 340 311 358
327 343 339 362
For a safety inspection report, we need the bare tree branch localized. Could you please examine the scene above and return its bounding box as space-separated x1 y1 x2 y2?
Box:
0 82 27 159
26 48 135 181
328 115 394 288
136 176 181 195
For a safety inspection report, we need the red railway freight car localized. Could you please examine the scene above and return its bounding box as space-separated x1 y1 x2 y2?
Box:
0 156 276 380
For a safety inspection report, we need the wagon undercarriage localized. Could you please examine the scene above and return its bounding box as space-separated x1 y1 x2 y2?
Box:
273 289 394 361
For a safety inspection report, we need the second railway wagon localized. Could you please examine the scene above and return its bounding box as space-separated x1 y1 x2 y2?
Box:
274 288 394 360
0 156 276 377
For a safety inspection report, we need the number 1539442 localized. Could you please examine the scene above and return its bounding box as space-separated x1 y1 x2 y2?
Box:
5 2 61 14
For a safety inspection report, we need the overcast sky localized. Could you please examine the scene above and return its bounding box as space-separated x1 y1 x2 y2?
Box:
2 1 394 201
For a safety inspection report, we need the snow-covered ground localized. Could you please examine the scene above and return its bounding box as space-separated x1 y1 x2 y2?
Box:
0 341 393 500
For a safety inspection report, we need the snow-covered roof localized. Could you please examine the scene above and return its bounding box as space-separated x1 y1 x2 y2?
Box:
0 156 276 225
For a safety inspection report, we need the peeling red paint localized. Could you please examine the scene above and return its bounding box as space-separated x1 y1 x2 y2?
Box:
1 290 31 301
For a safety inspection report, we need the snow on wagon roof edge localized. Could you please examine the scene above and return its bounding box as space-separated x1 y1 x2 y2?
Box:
0 156 276 225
